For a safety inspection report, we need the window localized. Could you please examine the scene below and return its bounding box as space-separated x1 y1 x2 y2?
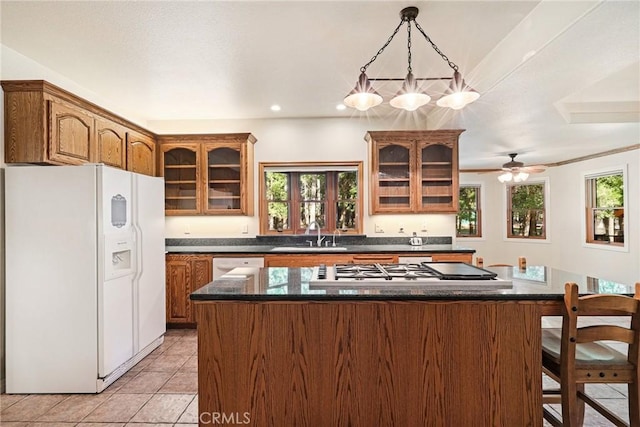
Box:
260 162 363 235
585 170 624 246
456 185 481 237
507 181 546 239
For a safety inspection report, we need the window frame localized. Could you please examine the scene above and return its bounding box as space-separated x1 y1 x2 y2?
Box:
258 161 364 236
456 183 483 239
503 177 550 243
582 165 628 252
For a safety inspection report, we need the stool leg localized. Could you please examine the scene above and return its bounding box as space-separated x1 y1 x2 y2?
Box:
561 381 585 426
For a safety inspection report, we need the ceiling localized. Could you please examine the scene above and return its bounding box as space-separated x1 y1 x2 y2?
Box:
1 1 638 169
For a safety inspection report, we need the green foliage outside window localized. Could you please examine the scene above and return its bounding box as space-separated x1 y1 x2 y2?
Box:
590 173 624 243
509 183 545 238
457 186 480 237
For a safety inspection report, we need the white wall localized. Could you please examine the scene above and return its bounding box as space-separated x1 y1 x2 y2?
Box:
151 117 457 239
460 149 640 285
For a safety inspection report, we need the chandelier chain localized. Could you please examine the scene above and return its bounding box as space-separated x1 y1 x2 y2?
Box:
413 20 459 72
360 19 404 73
407 21 412 74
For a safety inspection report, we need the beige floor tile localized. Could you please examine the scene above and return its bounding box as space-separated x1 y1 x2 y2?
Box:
0 394 67 421
174 424 198 427
0 422 29 427
129 355 159 373
76 423 125 427
117 371 173 394
143 355 188 373
102 370 138 394
158 372 198 394
26 423 76 427
82 393 152 423
129 394 194 424
177 356 198 374
37 393 110 422
123 424 168 427
162 343 197 357
0 395 27 411
176 395 198 424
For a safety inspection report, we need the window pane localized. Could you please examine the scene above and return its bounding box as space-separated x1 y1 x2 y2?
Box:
299 173 326 200
457 186 480 237
586 172 624 244
268 202 289 231
511 209 545 237
336 201 356 230
457 210 478 236
595 174 623 208
300 202 325 229
338 171 358 199
266 172 289 201
509 183 545 238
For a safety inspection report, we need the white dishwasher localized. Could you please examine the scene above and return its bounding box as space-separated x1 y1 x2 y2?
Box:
212 257 265 280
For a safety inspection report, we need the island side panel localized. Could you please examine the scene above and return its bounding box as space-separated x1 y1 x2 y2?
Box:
195 300 542 426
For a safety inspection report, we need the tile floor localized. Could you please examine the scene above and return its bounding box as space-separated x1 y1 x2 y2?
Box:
1 322 634 426
1 329 198 426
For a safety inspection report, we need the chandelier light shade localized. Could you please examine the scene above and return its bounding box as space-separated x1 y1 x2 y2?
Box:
344 6 480 112
343 72 383 111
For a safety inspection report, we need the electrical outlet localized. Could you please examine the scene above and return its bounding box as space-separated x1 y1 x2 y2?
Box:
399 222 405 233
375 224 384 233
241 223 249 234
420 222 428 232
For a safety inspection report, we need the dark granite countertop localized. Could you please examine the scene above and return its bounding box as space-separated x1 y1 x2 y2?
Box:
190 266 635 301
165 243 474 254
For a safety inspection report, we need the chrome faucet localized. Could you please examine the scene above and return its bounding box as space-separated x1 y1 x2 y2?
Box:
305 221 325 247
332 229 341 247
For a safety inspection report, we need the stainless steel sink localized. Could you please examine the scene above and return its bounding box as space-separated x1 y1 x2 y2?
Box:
270 246 348 252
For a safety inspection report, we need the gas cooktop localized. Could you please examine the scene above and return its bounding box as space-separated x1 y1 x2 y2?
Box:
309 262 512 290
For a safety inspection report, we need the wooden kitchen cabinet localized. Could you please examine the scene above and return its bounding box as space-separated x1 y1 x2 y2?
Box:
431 253 473 263
165 254 212 327
2 80 158 175
366 130 463 214
264 252 469 267
95 116 127 169
126 130 157 176
48 99 96 164
159 134 257 216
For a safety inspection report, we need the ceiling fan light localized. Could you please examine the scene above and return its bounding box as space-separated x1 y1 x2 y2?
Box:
389 73 431 111
436 71 480 110
498 172 513 183
344 72 383 111
514 172 529 182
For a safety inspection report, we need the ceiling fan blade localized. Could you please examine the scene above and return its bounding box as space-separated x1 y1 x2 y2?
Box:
522 165 546 173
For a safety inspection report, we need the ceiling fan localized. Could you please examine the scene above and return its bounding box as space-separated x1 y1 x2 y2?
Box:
497 153 546 183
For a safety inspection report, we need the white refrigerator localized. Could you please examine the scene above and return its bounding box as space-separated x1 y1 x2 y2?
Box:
6 164 166 393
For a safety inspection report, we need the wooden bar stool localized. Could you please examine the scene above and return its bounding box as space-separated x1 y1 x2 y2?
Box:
542 282 640 426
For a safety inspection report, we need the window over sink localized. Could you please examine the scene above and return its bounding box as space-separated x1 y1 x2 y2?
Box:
259 162 363 235
456 184 482 238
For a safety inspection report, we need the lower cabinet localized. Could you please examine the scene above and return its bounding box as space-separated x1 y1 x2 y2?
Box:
264 253 473 267
165 254 212 327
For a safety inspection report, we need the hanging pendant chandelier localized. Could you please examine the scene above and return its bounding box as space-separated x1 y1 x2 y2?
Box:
343 6 479 112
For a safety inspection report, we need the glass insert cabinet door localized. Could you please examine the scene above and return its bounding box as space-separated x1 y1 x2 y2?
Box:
162 145 200 214
203 143 243 214
420 142 455 211
373 142 414 212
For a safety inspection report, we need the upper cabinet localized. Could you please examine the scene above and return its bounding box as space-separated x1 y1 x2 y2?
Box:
126 130 157 176
2 80 157 175
158 134 257 216
366 130 463 214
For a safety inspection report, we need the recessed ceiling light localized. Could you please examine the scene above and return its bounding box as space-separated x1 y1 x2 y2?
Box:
270 104 281 112
336 104 347 111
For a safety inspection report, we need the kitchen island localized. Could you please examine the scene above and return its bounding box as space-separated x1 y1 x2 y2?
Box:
191 266 633 426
